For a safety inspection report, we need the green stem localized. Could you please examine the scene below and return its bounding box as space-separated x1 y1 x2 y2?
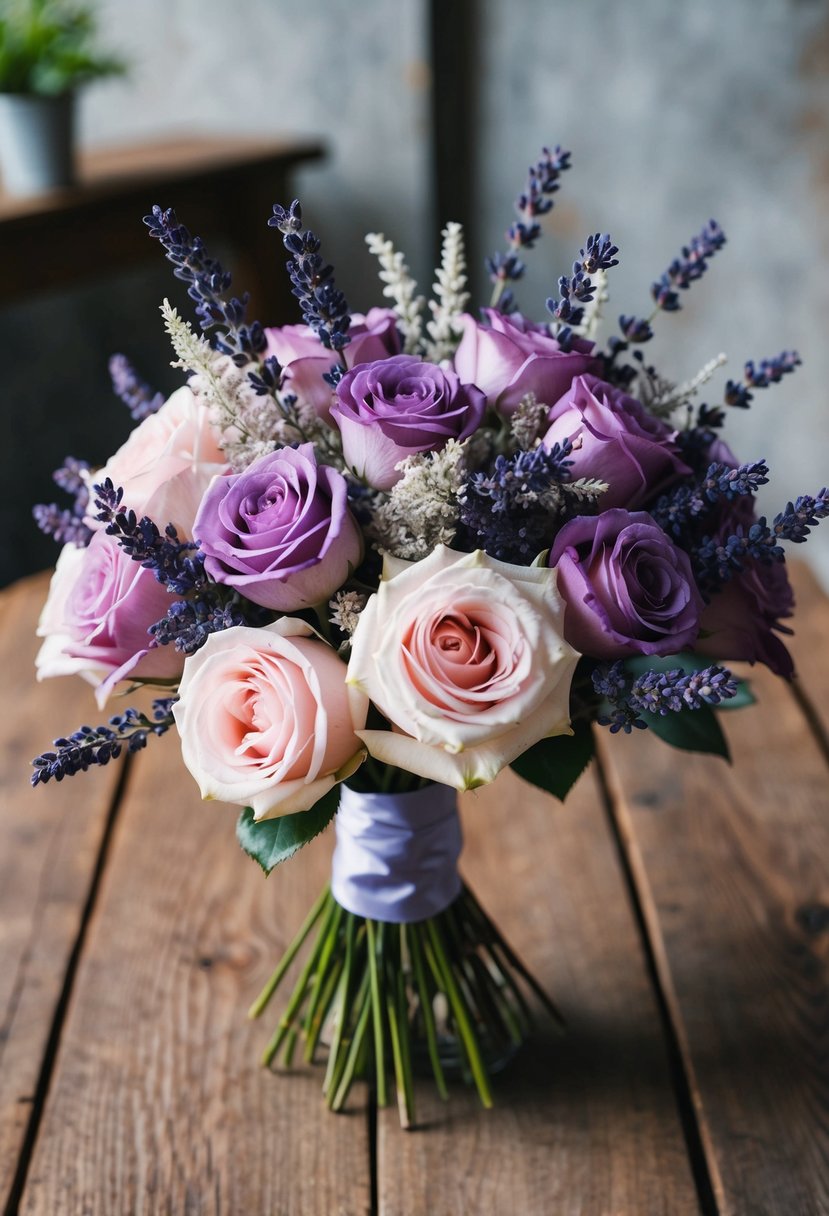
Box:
409 924 448 1101
304 954 345 1064
396 959 415 1128
326 969 370 1108
330 978 373 1111
426 919 493 1109
302 901 344 1051
366 919 388 1108
249 884 330 1019
323 915 357 1097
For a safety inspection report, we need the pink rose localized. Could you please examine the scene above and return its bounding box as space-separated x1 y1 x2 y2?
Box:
264 307 401 422
90 385 228 535
347 546 579 790
452 308 601 416
542 375 691 509
172 619 369 819
36 532 183 707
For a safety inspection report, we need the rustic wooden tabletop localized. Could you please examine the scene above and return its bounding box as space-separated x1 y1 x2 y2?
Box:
1 563 827 1216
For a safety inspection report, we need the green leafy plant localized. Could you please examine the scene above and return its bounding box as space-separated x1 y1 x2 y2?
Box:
0 0 126 95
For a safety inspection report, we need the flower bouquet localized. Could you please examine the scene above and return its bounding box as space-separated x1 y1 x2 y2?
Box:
30 145 826 1127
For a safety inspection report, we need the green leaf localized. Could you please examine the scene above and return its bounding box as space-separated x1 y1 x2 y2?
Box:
510 720 595 801
645 703 731 760
236 787 339 875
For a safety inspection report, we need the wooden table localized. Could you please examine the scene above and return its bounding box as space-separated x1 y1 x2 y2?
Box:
0 135 324 316
1 564 827 1215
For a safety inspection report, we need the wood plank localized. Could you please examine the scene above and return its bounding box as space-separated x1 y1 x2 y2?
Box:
378 768 702 1216
0 573 121 1212
788 560 829 740
19 716 371 1215
597 658 829 1215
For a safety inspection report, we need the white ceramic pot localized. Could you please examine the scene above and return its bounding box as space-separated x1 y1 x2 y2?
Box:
0 92 75 196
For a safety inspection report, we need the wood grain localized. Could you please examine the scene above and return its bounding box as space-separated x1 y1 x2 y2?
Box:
0 573 121 1212
788 561 829 743
18 716 371 1216
597 638 829 1214
378 767 702 1216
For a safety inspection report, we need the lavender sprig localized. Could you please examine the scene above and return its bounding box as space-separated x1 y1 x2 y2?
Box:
458 442 574 563
108 354 165 421
692 490 829 592
651 460 770 539
547 233 619 338
724 350 801 409
144 205 266 365
33 456 93 548
486 145 572 308
31 701 176 787
269 200 351 355
93 479 206 593
592 661 738 733
150 596 251 655
613 220 726 353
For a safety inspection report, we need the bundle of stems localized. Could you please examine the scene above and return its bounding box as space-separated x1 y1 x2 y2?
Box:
249 882 563 1128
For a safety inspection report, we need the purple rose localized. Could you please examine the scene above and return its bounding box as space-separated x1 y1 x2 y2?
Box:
36 531 183 707
194 444 363 611
330 354 486 490
452 308 601 416
542 375 691 509
695 496 795 678
549 509 703 658
264 308 401 422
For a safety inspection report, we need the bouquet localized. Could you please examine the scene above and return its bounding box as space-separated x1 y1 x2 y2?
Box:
30 144 826 1128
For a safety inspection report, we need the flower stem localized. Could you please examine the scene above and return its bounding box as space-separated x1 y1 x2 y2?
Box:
249 883 330 1020
425 919 493 1109
409 923 448 1100
366 919 388 1108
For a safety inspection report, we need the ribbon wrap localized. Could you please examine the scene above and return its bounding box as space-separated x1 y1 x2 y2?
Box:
330 783 463 923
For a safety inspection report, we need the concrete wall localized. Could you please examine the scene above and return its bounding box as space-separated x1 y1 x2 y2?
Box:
5 0 828 589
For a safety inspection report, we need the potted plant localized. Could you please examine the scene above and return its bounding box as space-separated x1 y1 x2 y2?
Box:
0 0 125 196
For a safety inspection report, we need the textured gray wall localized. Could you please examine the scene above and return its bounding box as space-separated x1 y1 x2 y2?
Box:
6 0 829 590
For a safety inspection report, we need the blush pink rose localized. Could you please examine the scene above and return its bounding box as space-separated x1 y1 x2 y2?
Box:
173 619 369 819
264 308 401 422
36 532 183 707
90 385 228 535
452 308 601 416
347 546 579 790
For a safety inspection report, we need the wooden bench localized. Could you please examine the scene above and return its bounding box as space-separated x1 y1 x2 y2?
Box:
1 563 827 1214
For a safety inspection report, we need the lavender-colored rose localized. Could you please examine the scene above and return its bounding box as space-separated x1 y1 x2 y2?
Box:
194 443 363 611
542 375 691 509
36 531 183 707
695 497 796 678
330 354 486 491
264 308 401 422
452 308 600 416
549 509 703 658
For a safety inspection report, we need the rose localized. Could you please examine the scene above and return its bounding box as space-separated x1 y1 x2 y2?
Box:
194 443 362 611
542 375 691 509
330 355 486 490
452 308 601 416
91 385 228 535
36 531 183 707
172 619 368 819
264 308 401 421
549 509 703 658
346 546 579 790
694 497 795 678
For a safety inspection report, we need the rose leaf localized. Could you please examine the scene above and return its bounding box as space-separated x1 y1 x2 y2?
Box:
236 789 339 875
510 720 595 801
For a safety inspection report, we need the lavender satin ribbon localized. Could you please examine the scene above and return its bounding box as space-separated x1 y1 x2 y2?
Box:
330 783 463 923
